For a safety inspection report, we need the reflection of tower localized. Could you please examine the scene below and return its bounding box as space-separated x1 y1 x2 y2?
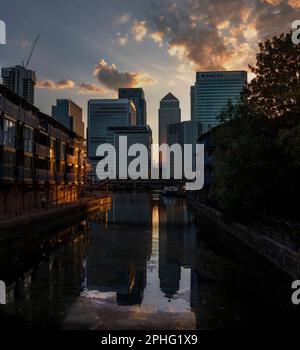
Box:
158 198 195 300
159 223 181 299
0 223 89 327
117 262 146 305
87 195 153 306
151 203 159 256
108 192 152 227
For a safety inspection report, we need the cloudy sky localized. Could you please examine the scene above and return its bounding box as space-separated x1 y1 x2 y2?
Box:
1 0 300 142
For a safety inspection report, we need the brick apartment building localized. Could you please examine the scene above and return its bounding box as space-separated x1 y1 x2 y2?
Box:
0 84 90 218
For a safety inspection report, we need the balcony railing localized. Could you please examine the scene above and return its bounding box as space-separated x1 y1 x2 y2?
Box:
35 143 50 158
0 131 16 148
24 111 39 128
35 169 50 182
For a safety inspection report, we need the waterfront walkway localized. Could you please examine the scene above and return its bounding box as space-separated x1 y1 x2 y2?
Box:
188 200 300 279
0 194 112 231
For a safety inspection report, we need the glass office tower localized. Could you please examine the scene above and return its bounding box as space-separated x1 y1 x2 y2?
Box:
191 71 247 132
118 88 147 126
87 99 136 180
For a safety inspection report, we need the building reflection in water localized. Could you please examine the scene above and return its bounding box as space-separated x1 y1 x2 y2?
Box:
108 191 152 226
0 193 197 328
158 197 195 301
0 221 90 328
84 193 196 310
85 192 152 306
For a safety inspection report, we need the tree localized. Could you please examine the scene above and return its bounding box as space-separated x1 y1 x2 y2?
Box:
210 32 300 220
247 32 300 120
219 99 235 123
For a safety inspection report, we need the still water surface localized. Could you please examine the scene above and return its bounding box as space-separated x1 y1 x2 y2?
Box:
0 192 296 329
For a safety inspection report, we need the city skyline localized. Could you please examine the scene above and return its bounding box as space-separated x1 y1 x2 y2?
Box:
1 0 299 143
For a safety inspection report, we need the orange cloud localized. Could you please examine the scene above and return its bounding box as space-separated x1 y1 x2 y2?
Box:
116 32 128 46
288 0 300 8
37 79 108 96
131 20 148 42
132 0 300 71
93 59 155 91
77 83 107 94
37 79 75 90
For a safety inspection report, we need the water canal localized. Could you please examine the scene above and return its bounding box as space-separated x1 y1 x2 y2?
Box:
0 192 297 329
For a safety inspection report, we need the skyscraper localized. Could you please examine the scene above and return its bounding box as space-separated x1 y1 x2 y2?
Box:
159 93 181 146
167 121 202 179
190 85 196 121
191 71 247 132
118 88 147 126
52 99 84 138
168 121 202 150
87 99 136 180
1 65 36 104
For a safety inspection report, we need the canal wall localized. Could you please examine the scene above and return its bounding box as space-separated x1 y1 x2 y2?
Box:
188 200 300 279
0 195 112 238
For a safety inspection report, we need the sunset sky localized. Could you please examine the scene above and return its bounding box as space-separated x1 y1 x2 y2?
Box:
1 0 300 142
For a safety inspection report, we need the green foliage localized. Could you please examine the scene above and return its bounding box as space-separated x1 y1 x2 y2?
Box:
210 33 300 220
247 32 300 119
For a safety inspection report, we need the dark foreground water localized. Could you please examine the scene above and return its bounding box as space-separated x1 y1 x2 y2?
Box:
0 192 298 329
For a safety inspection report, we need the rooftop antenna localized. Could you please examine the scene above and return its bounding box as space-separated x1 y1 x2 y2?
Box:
21 34 40 69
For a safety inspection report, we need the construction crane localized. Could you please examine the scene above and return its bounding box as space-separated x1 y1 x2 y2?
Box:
21 34 40 69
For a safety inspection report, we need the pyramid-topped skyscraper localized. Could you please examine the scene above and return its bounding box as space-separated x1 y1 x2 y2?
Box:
159 92 181 146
